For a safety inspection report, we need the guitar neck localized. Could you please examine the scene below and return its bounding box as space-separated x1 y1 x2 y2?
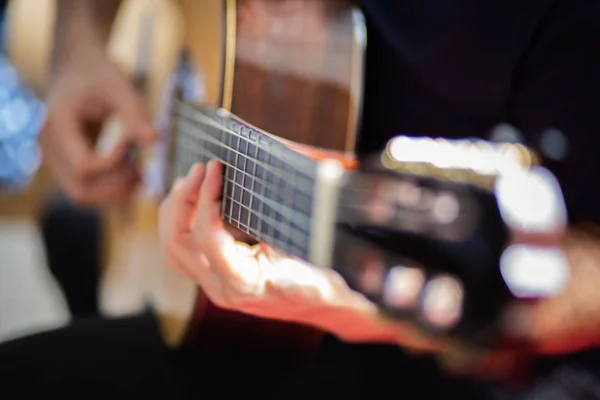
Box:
172 101 318 260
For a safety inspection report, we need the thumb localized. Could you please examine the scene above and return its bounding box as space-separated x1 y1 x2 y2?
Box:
108 74 157 144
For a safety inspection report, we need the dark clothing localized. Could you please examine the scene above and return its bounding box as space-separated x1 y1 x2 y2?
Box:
2 312 600 399
359 0 600 225
0 312 489 399
3 0 600 398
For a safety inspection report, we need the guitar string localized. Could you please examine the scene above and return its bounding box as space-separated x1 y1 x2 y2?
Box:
176 117 314 197
175 109 383 214
238 128 249 236
175 128 312 250
175 106 412 209
172 105 481 253
176 107 312 185
176 103 315 178
227 197 309 258
175 124 398 255
176 105 375 202
177 141 310 234
176 130 312 224
229 122 238 227
173 103 417 238
176 102 486 204
173 106 464 254
175 113 315 239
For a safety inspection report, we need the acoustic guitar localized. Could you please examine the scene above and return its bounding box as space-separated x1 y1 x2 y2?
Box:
5 0 569 354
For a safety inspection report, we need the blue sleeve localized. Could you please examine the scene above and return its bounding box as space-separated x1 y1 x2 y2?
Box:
0 54 46 194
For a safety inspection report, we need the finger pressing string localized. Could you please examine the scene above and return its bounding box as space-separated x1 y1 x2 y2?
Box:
194 160 265 292
184 163 206 204
161 164 211 281
196 160 225 230
171 164 206 235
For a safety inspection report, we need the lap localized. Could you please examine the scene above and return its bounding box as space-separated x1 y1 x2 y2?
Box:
277 337 491 400
0 312 183 398
9 311 597 400
0 312 309 398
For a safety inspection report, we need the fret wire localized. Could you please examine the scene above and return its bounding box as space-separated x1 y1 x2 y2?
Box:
225 195 299 244
180 110 306 174
223 125 233 224
265 151 276 243
257 148 267 241
271 151 291 247
228 127 236 227
227 123 234 226
235 220 307 260
219 125 228 220
229 124 239 229
248 132 259 233
177 134 309 212
237 126 247 229
236 220 306 259
176 102 315 178
172 103 318 253
177 121 314 196
226 196 308 257
176 132 314 198
178 136 312 229
175 110 314 182
226 175 310 231
288 163 298 251
269 153 295 240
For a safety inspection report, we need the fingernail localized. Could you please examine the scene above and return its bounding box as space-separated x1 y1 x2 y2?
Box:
207 159 220 172
187 163 200 177
173 177 185 188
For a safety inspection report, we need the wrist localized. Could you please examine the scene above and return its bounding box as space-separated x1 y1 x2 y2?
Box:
52 0 120 75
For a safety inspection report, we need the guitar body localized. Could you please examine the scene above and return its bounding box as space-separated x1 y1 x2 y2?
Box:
6 0 366 351
169 0 366 350
6 0 571 355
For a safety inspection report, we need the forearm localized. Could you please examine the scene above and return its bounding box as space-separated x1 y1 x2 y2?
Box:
53 0 122 71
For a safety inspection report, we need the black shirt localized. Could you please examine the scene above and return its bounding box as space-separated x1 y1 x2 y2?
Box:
358 0 600 225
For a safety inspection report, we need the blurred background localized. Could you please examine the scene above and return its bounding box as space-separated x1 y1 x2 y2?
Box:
0 1 71 342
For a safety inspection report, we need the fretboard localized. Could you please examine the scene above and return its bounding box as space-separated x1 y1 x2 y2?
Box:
172 101 318 261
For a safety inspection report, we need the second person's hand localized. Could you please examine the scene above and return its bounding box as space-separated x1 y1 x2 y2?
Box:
41 46 156 207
